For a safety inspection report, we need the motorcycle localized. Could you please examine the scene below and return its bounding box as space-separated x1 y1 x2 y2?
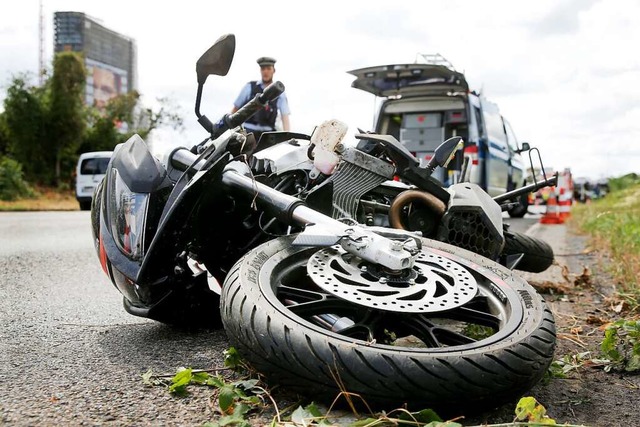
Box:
248 120 557 275
91 34 556 411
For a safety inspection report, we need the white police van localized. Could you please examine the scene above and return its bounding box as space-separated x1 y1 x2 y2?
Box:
348 58 530 217
75 151 112 211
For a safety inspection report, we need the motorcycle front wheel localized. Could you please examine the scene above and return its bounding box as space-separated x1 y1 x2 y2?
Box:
220 235 555 412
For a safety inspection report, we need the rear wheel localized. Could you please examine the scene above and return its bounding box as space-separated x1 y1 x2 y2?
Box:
220 235 556 412
79 200 92 211
508 193 529 218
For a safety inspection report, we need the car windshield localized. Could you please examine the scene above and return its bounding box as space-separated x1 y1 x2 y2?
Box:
80 157 110 175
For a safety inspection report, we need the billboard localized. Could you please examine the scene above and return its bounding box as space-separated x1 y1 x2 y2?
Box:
85 58 129 107
54 12 137 107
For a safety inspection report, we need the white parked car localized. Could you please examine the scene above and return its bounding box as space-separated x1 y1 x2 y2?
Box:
75 151 112 210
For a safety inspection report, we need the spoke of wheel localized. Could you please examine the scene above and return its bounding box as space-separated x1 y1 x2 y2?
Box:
335 323 375 341
395 314 442 347
279 284 327 303
320 309 382 342
280 285 369 318
442 305 502 328
432 327 476 345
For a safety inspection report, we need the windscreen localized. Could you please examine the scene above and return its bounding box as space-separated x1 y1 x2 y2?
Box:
81 157 110 175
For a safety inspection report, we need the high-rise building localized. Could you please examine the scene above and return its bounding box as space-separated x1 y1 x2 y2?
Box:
53 11 137 107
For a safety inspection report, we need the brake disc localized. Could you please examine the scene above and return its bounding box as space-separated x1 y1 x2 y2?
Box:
307 245 478 313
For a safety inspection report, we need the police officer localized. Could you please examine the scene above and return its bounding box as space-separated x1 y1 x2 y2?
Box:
231 56 290 142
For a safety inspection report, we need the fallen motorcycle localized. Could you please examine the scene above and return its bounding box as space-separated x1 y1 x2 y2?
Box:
90 34 556 411
248 119 557 275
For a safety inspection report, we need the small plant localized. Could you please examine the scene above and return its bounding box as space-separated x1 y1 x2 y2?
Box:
547 351 609 380
601 319 640 372
514 396 556 425
141 359 265 426
461 324 495 341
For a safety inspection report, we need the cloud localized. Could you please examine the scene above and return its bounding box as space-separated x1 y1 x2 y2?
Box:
527 0 599 36
1 0 639 181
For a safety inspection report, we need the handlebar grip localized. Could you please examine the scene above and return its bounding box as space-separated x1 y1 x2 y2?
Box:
225 81 285 129
258 81 285 103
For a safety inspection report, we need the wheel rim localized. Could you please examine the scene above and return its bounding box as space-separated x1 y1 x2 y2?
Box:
262 245 524 352
307 245 478 313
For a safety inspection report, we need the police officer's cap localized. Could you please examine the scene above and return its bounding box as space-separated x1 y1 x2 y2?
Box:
257 56 276 67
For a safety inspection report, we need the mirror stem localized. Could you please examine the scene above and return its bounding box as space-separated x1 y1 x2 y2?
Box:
194 83 214 134
195 84 204 118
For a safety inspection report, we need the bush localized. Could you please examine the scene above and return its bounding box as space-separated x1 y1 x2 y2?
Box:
609 173 640 192
0 156 35 201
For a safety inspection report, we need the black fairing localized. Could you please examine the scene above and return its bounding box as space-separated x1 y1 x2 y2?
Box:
111 134 171 193
96 135 173 306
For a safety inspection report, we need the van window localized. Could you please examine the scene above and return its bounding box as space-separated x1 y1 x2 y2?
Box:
474 106 485 138
503 118 519 152
483 109 507 144
80 158 110 175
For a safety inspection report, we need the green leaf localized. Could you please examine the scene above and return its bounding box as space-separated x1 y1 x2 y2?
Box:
218 414 251 427
291 405 317 426
224 347 242 369
515 396 538 421
206 375 226 388
398 408 443 423
601 327 619 356
233 378 260 391
169 368 193 395
626 352 640 372
347 418 381 427
424 422 463 427
303 402 326 420
219 385 237 414
215 404 252 427
192 371 211 385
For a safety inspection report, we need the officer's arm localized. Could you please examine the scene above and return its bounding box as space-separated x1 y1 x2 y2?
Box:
278 94 291 131
281 114 290 131
231 83 251 113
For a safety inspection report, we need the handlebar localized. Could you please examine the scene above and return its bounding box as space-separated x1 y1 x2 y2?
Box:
211 81 285 139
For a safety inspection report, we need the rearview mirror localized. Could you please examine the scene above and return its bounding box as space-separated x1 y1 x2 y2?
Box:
196 34 236 85
517 142 531 153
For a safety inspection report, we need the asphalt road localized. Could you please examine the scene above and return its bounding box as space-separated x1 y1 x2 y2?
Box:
0 211 229 426
0 211 540 425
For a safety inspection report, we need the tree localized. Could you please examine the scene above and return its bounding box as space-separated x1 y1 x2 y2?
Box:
1 75 50 183
80 91 183 154
47 52 86 185
1 53 183 187
0 114 9 155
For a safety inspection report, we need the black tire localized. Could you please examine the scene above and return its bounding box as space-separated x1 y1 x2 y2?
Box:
503 231 554 273
79 200 92 211
220 235 556 412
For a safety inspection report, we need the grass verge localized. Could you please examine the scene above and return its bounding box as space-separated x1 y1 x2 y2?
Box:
569 182 640 306
0 186 78 211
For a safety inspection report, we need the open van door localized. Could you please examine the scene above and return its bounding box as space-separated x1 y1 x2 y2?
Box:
348 64 469 97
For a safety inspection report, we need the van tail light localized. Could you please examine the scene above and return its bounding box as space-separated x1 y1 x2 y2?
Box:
464 145 479 165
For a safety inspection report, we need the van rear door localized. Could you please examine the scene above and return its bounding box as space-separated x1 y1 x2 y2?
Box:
348 64 469 98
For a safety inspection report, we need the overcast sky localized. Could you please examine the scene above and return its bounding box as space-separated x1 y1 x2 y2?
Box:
1 0 639 180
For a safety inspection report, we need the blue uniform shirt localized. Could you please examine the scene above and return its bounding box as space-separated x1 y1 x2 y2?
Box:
233 81 290 131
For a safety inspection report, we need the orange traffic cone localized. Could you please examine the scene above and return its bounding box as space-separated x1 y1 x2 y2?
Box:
540 189 564 224
558 187 571 220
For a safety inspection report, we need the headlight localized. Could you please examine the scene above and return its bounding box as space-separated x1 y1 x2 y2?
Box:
108 168 149 260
